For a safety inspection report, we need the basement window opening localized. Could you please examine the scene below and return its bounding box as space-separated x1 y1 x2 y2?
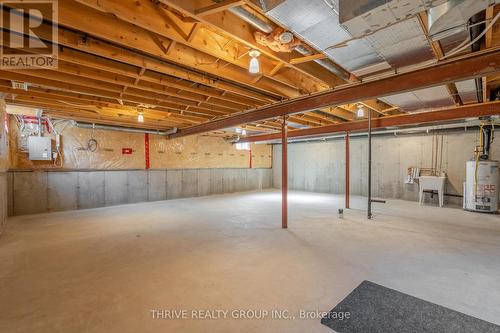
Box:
235 142 250 151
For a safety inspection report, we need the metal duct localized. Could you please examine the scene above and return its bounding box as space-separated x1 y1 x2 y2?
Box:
75 122 178 136
228 6 350 80
266 0 455 112
293 45 350 80
380 86 455 112
229 6 273 33
339 0 447 36
481 125 492 159
470 12 485 103
428 0 495 41
455 79 479 104
268 0 383 72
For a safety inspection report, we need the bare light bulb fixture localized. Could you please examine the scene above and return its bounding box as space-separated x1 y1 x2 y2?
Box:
356 105 365 118
248 49 261 74
241 129 247 136
138 112 144 123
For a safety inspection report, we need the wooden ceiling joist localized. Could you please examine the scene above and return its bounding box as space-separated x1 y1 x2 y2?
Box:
169 47 500 138
163 0 348 87
239 102 500 142
194 0 246 17
56 47 264 108
1 2 498 135
290 54 328 65
0 15 276 104
1 86 205 126
6 99 188 129
0 69 234 118
53 0 320 97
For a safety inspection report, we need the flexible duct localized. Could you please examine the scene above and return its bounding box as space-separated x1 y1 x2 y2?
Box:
228 6 350 81
75 122 178 136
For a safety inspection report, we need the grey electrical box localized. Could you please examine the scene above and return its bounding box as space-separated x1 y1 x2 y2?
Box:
28 136 52 160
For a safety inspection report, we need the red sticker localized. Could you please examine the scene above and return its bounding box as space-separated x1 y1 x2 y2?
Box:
122 148 133 155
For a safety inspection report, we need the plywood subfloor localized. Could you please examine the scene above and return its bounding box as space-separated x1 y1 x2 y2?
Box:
1 190 500 332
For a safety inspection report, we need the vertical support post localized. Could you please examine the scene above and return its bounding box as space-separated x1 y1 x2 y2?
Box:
345 131 350 209
282 115 288 229
144 133 150 170
367 109 372 219
249 147 253 169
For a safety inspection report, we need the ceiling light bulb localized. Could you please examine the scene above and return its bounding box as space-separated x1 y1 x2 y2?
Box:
242 129 247 136
248 49 261 74
249 58 260 74
356 106 365 118
138 112 144 123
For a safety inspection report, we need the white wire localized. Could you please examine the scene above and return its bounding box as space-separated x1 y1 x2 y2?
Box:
442 11 500 60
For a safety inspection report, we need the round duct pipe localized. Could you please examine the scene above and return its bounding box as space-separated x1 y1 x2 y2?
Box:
75 122 178 136
228 6 350 81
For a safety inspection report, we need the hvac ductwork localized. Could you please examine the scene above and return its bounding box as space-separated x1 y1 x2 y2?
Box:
75 122 178 136
338 0 495 39
228 6 350 81
428 0 496 41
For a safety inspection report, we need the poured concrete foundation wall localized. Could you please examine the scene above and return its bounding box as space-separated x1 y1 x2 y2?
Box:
0 100 9 234
273 130 500 205
0 173 8 233
8 168 272 216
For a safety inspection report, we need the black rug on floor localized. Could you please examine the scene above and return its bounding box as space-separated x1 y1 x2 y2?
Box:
321 280 500 333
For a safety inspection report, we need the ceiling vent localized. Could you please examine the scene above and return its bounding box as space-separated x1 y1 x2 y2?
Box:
255 27 302 52
11 81 28 91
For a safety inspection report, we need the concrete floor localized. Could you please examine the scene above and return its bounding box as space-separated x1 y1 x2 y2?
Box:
1 190 500 333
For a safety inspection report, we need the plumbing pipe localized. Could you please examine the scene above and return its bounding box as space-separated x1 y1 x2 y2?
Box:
260 119 490 144
75 122 178 136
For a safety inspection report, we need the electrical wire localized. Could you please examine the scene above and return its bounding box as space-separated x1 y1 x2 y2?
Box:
442 11 500 60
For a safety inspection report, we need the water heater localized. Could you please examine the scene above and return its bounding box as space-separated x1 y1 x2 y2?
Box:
464 160 499 213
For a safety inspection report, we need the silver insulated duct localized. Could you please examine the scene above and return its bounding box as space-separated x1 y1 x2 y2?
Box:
428 0 496 41
228 6 350 81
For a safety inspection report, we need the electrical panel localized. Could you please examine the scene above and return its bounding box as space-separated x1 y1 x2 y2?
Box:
28 136 52 160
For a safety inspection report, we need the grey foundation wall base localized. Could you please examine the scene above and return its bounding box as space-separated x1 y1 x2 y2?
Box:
273 130 500 206
8 168 273 216
0 173 8 234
